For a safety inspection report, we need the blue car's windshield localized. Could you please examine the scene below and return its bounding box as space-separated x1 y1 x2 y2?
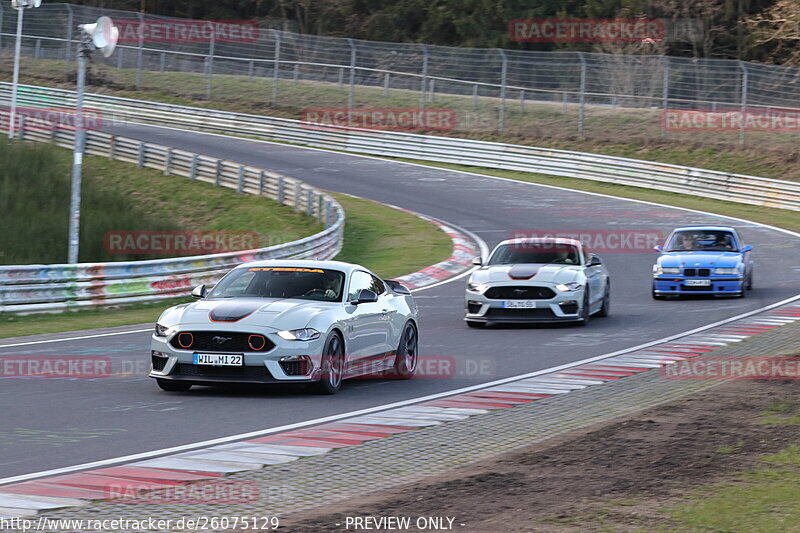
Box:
666 231 737 252
489 243 581 265
208 267 345 302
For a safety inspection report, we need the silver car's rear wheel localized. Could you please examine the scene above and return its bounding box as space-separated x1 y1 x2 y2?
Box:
311 332 344 394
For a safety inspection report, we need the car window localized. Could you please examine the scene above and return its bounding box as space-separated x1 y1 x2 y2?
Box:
488 243 581 265
348 271 374 301
370 275 385 295
208 267 345 302
666 231 738 252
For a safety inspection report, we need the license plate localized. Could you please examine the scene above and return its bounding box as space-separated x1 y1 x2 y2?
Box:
685 279 711 287
193 353 243 366
502 300 537 309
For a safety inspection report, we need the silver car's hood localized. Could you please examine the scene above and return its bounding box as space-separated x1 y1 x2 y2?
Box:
471 264 582 284
158 297 338 331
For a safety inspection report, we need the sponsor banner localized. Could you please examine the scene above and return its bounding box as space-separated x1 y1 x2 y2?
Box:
11 107 104 132
663 108 800 132
662 357 800 380
104 231 259 255
106 480 260 504
115 19 260 44
0 356 113 378
509 18 665 43
300 107 457 132
509 229 662 253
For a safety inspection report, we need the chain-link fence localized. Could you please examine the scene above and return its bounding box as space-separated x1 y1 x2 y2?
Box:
1 2 799 149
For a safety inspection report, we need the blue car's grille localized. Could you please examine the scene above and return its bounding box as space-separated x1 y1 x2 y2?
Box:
683 268 711 277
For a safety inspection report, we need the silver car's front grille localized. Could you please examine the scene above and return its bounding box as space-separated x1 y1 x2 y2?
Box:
484 286 556 300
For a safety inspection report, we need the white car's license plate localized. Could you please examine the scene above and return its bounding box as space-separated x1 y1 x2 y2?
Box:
684 279 711 287
502 300 537 308
193 353 243 366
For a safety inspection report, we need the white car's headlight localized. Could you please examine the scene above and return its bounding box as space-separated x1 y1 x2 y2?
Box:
714 267 739 275
656 266 681 275
467 281 488 292
555 282 584 292
154 323 175 337
277 328 321 341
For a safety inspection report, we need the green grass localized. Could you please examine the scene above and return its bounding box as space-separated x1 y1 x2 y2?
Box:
328 193 452 279
0 138 322 264
669 444 800 533
760 400 800 425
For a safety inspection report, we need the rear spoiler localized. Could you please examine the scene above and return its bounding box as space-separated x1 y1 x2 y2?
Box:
385 279 411 295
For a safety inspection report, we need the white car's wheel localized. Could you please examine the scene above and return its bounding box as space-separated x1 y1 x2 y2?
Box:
311 332 345 394
596 282 610 317
578 290 591 326
391 321 418 379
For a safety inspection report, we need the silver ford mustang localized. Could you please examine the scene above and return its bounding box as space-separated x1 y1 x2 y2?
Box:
150 260 418 394
464 238 610 327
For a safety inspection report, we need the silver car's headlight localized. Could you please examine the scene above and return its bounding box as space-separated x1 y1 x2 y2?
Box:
714 267 739 275
555 282 583 292
656 266 681 275
467 281 488 292
154 323 175 337
277 328 321 341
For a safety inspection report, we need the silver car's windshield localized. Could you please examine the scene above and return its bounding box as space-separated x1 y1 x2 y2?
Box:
488 243 581 265
208 267 345 302
666 231 737 252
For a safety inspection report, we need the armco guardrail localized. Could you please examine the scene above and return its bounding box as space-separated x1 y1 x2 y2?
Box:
2 83 798 212
0 109 344 314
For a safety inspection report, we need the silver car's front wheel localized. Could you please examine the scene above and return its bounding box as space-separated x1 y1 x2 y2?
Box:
311 332 344 394
391 321 418 379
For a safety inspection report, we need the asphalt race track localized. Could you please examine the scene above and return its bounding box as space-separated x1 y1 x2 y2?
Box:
2 122 799 481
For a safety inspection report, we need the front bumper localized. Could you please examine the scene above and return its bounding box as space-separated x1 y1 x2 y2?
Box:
464 284 584 324
149 330 326 385
653 276 744 295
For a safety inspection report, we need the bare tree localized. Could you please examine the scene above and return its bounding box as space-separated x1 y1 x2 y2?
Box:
745 0 800 65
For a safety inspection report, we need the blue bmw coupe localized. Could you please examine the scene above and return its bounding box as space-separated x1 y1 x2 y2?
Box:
652 226 753 299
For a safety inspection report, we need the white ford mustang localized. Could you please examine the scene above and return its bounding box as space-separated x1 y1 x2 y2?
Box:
150 260 418 394
464 238 610 327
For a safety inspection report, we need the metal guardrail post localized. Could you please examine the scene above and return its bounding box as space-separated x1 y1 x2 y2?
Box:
306 189 313 216
259 170 266 194
429 79 435 102
189 154 199 180
338 68 344 90
64 4 73 75
277 176 285 204
34 39 40 60
214 159 222 186
578 52 587 136
293 63 299 84
472 85 478 109
248 60 254 78
325 200 331 227
383 73 389 96
159 52 166 73
739 62 748 147
498 49 508 134
136 12 145 89
17 116 25 139
271 29 280 105
294 182 301 211
109 135 116 160
347 38 356 111
318 194 324 221
661 56 670 139
519 90 525 112
420 44 428 111
237 165 245 193
137 142 145 167
117 46 123 70
164 147 173 175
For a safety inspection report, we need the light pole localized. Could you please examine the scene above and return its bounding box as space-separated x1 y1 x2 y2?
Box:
8 0 41 139
67 16 118 264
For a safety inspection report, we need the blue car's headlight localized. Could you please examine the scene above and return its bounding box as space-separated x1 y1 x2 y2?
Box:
277 328 321 341
714 267 739 275
656 267 680 275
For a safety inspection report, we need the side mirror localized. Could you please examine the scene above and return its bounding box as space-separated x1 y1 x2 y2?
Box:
472 256 482 266
588 255 602 267
191 284 207 298
350 289 378 305
654 245 664 252
741 245 753 253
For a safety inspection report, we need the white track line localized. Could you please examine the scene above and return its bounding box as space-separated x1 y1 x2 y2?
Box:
0 329 152 349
